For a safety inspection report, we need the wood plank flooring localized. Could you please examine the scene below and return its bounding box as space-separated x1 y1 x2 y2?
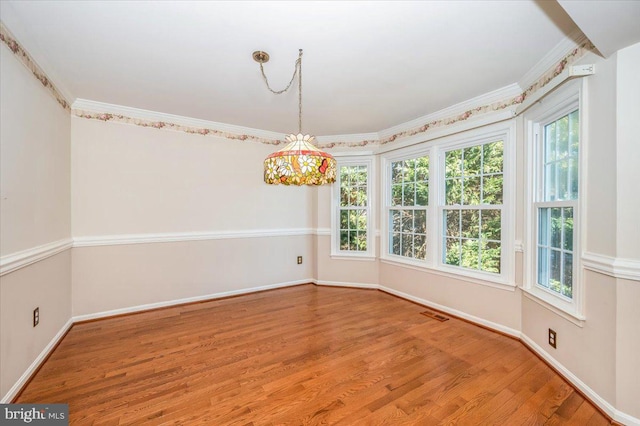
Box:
16 284 611 425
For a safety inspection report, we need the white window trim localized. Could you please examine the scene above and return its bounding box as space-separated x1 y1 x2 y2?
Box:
330 156 375 259
380 121 516 289
381 144 433 265
523 80 586 324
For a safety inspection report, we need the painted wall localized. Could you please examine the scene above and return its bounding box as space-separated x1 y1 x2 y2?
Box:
0 42 71 398
71 117 316 316
614 43 640 420
71 118 314 236
521 45 640 421
72 236 314 316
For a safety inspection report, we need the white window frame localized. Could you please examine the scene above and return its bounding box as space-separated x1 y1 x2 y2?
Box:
380 121 515 289
331 156 375 260
524 80 586 324
384 147 432 266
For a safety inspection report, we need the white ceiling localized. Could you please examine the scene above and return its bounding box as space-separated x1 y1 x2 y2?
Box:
1 1 633 136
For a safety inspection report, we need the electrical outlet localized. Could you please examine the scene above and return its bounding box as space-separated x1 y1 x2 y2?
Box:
33 307 39 327
297 256 303 264
548 328 556 349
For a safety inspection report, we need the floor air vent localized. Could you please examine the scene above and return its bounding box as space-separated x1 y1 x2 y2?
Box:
421 310 450 322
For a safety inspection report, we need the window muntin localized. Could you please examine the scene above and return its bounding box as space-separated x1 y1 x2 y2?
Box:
388 157 429 260
442 141 504 274
535 110 579 300
339 165 368 252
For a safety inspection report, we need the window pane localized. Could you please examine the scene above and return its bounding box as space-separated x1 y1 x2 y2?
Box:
569 110 579 156
349 231 358 251
355 210 367 230
340 210 348 230
354 166 367 185
340 183 350 207
482 175 503 204
557 160 569 201
402 233 414 258
445 238 461 266
537 247 549 287
445 150 462 178
481 241 501 273
550 249 562 293
391 210 401 233
545 121 557 162
403 159 415 182
392 162 403 184
391 184 402 206
340 230 349 250
463 145 482 176
461 239 480 270
563 253 573 298
563 207 574 251
391 233 401 255
545 163 556 201
401 210 414 233
415 210 426 234
550 208 562 248
538 208 549 246
445 210 460 237
569 157 579 200
402 183 415 206
556 115 569 160
481 210 501 241
461 210 480 239
446 178 462 205
463 177 481 205
415 182 429 206
355 232 367 251
416 156 429 181
414 234 426 260
483 141 504 174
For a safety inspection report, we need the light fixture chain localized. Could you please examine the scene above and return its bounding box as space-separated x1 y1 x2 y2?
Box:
257 50 304 133
298 49 302 134
258 50 303 95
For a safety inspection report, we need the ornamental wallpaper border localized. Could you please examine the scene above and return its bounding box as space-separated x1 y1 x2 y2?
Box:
0 22 71 112
2 18 594 149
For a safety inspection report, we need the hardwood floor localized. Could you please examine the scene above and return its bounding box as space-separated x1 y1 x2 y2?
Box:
16 284 610 425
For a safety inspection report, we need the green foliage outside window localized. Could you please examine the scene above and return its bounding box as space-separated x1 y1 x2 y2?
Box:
339 166 368 251
443 141 503 274
537 108 579 299
389 156 429 260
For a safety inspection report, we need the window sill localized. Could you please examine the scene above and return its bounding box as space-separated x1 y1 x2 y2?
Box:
379 256 516 292
330 254 376 262
521 287 585 327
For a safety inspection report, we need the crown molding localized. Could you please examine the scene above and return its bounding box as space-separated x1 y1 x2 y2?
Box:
378 83 522 141
72 99 285 142
0 20 72 111
518 30 590 91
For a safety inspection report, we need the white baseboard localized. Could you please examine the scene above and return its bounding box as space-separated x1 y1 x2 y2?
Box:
313 279 378 289
72 279 314 322
1 318 73 403
378 285 521 339
520 334 640 426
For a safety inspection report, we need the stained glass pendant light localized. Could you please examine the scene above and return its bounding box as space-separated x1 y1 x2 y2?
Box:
254 49 336 185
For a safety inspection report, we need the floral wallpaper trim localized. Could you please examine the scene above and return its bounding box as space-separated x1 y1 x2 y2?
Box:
0 22 71 112
2 15 592 148
72 110 286 145
315 40 595 150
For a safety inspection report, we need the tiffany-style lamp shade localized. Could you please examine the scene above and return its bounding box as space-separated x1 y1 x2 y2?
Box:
264 133 336 185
